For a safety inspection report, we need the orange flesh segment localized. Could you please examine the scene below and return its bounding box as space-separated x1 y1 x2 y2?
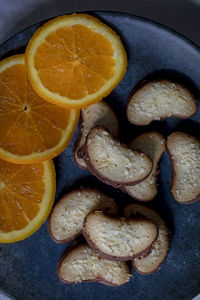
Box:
0 62 72 156
0 160 45 232
0 64 26 103
35 24 115 99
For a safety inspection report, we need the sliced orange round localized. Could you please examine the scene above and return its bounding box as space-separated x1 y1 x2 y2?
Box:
25 13 127 109
0 54 79 164
0 159 55 243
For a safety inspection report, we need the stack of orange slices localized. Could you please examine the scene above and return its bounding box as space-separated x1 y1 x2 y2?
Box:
0 13 127 243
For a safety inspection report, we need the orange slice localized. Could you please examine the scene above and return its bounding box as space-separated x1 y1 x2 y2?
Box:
0 159 55 243
0 54 79 164
25 13 127 109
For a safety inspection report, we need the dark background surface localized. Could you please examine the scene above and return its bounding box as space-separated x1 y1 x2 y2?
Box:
0 11 200 300
1 0 200 47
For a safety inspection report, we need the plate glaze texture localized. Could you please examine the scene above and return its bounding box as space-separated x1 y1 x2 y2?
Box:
0 11 200 300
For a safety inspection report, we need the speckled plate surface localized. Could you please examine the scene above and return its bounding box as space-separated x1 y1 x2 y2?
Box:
0 11 200 300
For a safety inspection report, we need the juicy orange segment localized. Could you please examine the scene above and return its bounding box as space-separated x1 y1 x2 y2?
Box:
0 159 55 243
0 54 79 164
25 14 127 108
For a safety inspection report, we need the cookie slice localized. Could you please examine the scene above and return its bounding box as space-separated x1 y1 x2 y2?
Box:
83 127 152 188
48 188 117 243
83 211 158 261
124 204 169 274
122 132 166 201
127 80 197 125
167 132 200 204
58 242 131 286
73 101 119 169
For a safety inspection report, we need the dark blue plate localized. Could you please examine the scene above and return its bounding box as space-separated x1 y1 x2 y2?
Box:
0 11 200 300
